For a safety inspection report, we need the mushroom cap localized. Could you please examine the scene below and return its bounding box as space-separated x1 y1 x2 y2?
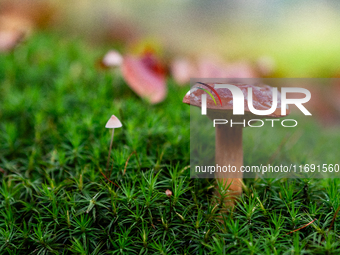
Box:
105 115 122 128
101 50 123 68
165 189 172 197
183 83 289 120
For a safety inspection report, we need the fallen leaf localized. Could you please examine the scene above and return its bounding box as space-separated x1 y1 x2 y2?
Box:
121 52 167 104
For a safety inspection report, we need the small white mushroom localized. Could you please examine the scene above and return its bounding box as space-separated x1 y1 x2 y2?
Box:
101 50 123 68
105 115 122 173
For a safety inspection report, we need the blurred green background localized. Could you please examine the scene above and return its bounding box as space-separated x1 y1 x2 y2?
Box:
3 0 340 77
57 0 340 77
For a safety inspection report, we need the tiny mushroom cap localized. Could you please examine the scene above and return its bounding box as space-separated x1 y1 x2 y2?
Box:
165 189 172 197
183 82 289 207
102 50 123 68
105 115 122 129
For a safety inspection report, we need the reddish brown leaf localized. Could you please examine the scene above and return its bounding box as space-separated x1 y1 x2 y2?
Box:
121 53 167 104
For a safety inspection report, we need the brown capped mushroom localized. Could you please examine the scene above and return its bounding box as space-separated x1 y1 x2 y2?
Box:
183 82 289 207
165 189 172 197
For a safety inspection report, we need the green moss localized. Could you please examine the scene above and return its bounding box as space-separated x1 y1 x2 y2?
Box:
0 32 340 254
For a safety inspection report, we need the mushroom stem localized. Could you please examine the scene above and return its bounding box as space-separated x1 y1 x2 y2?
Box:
106 129 115 174
214 124 243 206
